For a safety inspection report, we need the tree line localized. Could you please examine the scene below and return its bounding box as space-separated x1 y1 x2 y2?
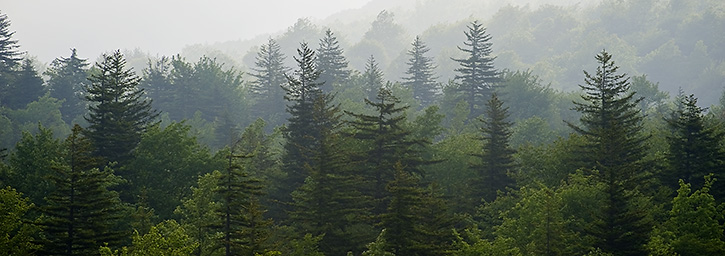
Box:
2 7 725 256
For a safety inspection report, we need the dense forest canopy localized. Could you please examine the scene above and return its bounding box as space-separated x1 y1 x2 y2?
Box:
2 0 725 255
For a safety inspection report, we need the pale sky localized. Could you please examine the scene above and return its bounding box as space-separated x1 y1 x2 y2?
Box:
3 0 372 63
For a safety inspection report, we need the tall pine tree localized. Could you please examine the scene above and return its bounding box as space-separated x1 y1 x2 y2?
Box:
665 94 725 195
566 50 652 256
452 21 500 120
84 50 158 168
278 42 325 217
316 29 351 93
250 38 290 126
362 55 384 101
39 125 127 255
4 59 45 109
469 93 515 205
45 49 90 123
402 36 438 108
0 11 22 106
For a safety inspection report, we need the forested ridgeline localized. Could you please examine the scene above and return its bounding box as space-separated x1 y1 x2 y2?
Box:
2 1 725 255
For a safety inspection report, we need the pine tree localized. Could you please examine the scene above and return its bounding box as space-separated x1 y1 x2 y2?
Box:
665 94 725 192
213 145 269 256
4 59 45 109
452 21 500 120
362 55 385 101
45 49 91 123
402 36 438 108
566 50 652 256
140 56 174 116
346 87 429 215
290 93 372 255
0 11 22 105
84 50 158 167
250 38 290 125
469 93 515 204
39 124 127 255
278 42 324 212
316 29 351 93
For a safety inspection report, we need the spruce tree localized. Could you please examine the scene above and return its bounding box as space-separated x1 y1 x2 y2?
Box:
665 94 725 194
45 49 90 123
250 38 290 125
84 50 158 167
346 87 429 215
0 11 22 105
213 145 269 256
4 59 45 109
278 42 324 216
316 29 351 93
566 50 652 256
469 93 516 205
362 55 384 101
290 93 371 255
402 36 438 108
39 124 127 255
452 21 500 120
140 56 174 116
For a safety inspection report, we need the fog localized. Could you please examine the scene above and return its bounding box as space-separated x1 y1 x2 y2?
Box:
3 0 371 63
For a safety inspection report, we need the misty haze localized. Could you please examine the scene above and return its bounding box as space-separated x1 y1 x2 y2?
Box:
1 0 725 255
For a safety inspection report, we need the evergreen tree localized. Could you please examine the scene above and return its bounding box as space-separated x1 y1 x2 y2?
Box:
290 93 372 255
84 50 158 168
174 171 223 256
452 21 500 120
140 56 174 117
316 29 351 93
402 36 438 108
250 38 290 126
45 49 90 123
665 94 725 192
0 186 41 256
566 50 652 256
7 125 64 205
362 55 385 101
346 87 429 215
0 11 22 105
278 42 324 212
213 145 269 256
39 124 127 255
469 93 515 204
4 59 44 109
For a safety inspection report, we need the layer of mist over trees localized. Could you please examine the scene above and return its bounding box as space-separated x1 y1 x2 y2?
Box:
2 0 725 255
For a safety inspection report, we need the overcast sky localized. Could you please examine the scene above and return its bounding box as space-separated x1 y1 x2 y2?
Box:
3 0 371 63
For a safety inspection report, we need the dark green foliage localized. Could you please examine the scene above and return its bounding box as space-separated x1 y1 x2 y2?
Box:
84 50 158 168
452 21 501 120
45 49 91 123
665 94 725 193
316 29 351 93
470 93 515 205
402 36 438 108
362 55 385 101
567 50 652 256
39 125 127 255
250 38 290 126
291 93 372 255
278 42 324 213
125 122 218 219
346 87 425 215
0 11 21 106
7 125 64 205
3 59 45 109
213 145 269 256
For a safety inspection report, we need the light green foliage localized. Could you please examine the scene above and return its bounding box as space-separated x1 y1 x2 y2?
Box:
652 176 725 255
499 70 555 123
175 171 223 256
7 125 64 205
509 116 555 148
452 229 521 256
289 233 325 256
0 94 70 149
100 220 197 256
0 186 40 256
362 229 395 256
